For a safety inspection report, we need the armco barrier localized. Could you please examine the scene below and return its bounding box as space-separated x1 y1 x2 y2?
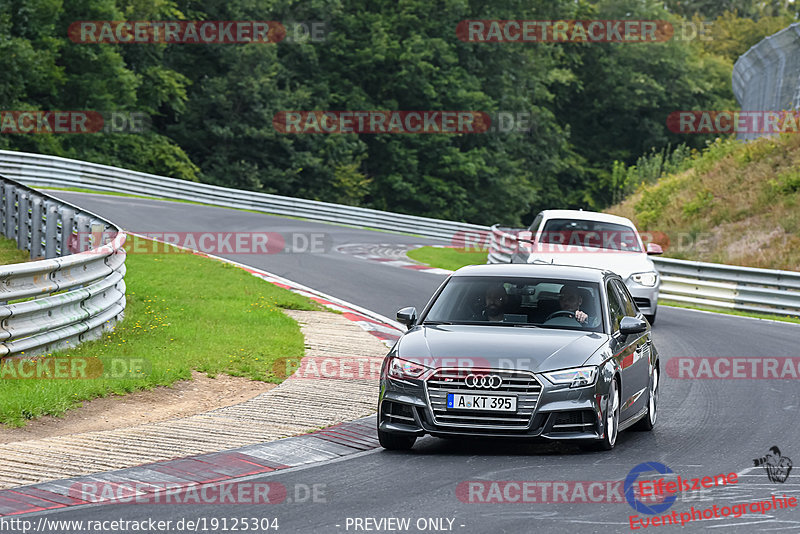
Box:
0 150 488 242
487 225 800 318
0 175 126 357
2 149 798 319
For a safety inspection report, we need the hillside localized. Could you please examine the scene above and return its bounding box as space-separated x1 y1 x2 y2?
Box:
606 135 800 271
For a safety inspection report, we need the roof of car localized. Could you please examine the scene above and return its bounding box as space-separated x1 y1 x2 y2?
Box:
452 263 612 282
539 209 636 227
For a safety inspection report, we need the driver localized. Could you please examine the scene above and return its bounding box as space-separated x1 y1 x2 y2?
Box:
558 284 589 325
483 283 508 322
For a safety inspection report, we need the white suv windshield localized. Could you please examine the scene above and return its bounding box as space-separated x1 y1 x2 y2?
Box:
539 219 642 252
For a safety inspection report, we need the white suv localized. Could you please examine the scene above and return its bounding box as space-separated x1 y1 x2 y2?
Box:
510 209 662 324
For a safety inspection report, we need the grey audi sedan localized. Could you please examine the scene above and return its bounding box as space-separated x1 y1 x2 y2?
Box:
377 263 659 451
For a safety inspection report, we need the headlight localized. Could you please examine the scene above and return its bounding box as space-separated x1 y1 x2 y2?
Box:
631 271 658 287
542 366 598 388
388 357 431 380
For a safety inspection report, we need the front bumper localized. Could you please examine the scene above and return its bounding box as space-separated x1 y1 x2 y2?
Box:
625 281 659 316
378 370 612 442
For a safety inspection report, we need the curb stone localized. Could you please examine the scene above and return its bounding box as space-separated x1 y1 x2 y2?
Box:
334 243 454 276
0 416 379 516
0 310 391 495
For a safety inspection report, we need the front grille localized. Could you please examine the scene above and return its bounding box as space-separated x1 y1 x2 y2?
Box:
550 410 596 433
633 297 651 309
425 368 542 429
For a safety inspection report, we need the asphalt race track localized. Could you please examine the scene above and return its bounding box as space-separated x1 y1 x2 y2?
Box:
49 191 449 319
22 192 800 533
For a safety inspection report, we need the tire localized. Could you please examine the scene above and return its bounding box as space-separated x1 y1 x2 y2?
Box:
378 428 416 451
596 377 620 451
645 312 656 325
634 367 658 431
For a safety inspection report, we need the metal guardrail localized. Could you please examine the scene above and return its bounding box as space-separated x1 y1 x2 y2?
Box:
486 225 522 265
0 176 126 357
0 150 489 242
653 257 800 317
2 148 798 322
487 225 800 318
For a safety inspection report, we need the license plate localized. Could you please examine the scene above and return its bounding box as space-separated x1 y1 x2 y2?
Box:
446 393 517 412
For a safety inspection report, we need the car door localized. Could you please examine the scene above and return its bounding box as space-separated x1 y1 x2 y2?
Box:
611 278 651 419
605 279 641 422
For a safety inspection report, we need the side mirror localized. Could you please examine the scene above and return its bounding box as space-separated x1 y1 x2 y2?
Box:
396 307 417 328
646 243 663 255
517 230 534 243
619 316 647 335
516 231 534 257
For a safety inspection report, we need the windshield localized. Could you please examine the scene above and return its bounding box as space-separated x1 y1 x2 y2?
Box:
539 219 642 252
423 276 604 333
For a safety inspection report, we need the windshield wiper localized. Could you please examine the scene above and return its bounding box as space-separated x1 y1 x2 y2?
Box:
421 320 452 325
512 324 539 328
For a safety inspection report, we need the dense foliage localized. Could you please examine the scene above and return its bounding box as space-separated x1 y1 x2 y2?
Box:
1 0 795 225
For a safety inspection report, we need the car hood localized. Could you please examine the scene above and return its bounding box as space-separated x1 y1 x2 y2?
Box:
525 248 655 278
396 325 608 373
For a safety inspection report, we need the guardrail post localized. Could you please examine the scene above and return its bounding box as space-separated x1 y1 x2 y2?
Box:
17 190 29 252
89 220 106 249
4 184 17 241
74 214 91 252
29 196 44 259
43 200 59 258
58 207 75 257
0 185 5 236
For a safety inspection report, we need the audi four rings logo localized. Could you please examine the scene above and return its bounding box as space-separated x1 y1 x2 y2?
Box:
465 374 503 389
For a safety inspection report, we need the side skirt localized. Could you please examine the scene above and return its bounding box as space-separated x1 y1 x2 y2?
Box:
618 405 648 432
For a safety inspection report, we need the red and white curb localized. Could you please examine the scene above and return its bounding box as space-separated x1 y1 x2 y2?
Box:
0 416 379 517
335 243 454 276
242 268 404 347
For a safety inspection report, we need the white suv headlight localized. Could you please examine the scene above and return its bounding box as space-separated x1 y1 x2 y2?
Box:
542 366 598 388
631 271 658 287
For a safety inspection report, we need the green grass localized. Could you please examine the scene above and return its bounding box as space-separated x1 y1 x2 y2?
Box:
608 134 800 271
406 246 488 271
659 300 800 325
0 236 33 265
0 235 324 427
